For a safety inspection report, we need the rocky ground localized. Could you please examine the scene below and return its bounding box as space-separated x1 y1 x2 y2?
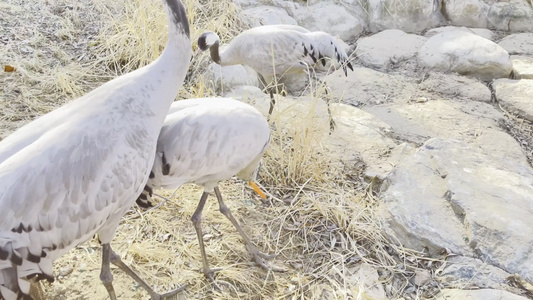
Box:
2 0 533 299
209 1 533 298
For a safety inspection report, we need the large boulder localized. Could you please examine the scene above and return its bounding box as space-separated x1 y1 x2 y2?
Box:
323 67 416 107
442 0 489 28
498 33 533 56
418 30 512 80
355 29 427 71
326 104 412 180
424 26 495 41
242 6 297 27
440 256 520 291
293 2 364 43
378 137 533 281
368 0 444 33
511 55 533 79
493 79 533 122
418 72 492 103
487 0 533 32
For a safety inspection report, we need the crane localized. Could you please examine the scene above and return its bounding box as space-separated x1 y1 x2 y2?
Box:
135 98 281 284
197 24 353 130
0 0 191 299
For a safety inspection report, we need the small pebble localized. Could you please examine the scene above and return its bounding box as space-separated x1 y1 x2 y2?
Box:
78 263 87 272
58 266 73 277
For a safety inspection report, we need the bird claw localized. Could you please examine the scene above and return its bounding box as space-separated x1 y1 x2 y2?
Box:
202 267 223 290
150 283 187 300
246 245 288 272
257 251 276 260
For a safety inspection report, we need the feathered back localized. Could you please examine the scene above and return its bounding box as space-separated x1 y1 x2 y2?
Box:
210 25 353 77
0 0 191 298
136 98 270 208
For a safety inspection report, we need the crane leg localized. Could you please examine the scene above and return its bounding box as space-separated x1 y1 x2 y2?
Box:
191 192 222 288
268 89 276 116
100 243 118 300
315 77 336 133
325 92 336 134
213 186 286 272
101 243 186 300
257 73 276 117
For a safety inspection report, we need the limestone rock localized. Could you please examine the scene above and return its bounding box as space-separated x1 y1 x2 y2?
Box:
424 26 473 38
418 72 492 103
440 255 519 291
378 137 533 281
363 99 504 146
442 0 489 28
368 0 444 33
437 289 530 300
293 2 364 43
242 6 297 27
418 30 512 80
323 67 414 107
498 33 533 55
511 55 533 79
487 0 533 32
326 104 412 180
355 29 427 71
276 73 308 95
424 26 495 41
204 63 259 92
469 28 496 41
233 0 299 13
226 85 271 116
493 79 533 122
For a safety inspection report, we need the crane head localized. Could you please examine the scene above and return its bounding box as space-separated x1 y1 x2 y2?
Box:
197 32 220 51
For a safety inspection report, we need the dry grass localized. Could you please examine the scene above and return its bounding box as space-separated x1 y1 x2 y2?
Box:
0 0 446 299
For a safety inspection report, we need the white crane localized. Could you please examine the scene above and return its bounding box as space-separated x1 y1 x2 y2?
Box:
0 0 191 299
135 98 281 284
197 24 353 130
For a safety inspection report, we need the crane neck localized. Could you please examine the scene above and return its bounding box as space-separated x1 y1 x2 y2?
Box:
209 41 222 65
208 41 241 66
163 0 190 39
161 0 190 55
141 0 190 122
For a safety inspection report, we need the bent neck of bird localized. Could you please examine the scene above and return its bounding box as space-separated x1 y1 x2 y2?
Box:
141 23 191 120
212 43 242 67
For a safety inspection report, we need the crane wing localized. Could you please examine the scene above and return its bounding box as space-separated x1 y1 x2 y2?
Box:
0 107 153 296
232 28 323 77
148 98 269 190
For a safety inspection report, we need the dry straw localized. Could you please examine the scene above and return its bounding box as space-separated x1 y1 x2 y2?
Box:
1 0 446 299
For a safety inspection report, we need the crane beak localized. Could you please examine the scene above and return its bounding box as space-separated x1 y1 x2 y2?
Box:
192 47 201 59
249 181 266 200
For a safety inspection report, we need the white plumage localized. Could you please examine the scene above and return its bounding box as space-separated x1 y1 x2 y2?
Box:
197 24 353 128
198 24 352 79
0 0 191 299
135 97 276 283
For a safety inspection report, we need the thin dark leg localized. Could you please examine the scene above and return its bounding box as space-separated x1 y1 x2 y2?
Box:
214 186 285 272
100 243 118 300
324 89 336 133
102 243 186 300
191 191 221 286
257 73 276 117
316 78 336 133
268 89 276 116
